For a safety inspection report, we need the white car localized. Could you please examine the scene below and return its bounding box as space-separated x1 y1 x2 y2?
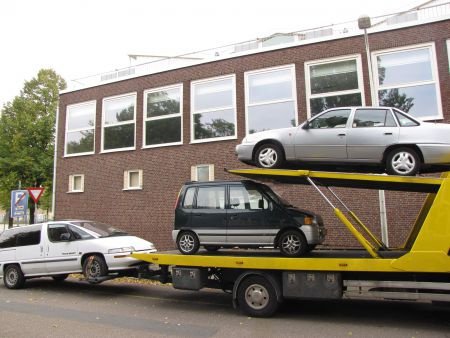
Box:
0 220 156 289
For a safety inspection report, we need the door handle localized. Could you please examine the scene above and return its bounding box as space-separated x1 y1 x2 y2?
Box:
338 133 346 136
384 132 393 135
229 215 238 220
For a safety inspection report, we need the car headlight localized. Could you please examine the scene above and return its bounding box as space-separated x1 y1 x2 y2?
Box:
108 246 135 254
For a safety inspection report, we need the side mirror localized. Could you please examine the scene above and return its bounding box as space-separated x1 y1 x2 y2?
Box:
60 232 71 241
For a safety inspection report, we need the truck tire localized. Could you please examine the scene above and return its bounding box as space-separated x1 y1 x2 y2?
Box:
177 231 200 255
278 230 308 257
4 264 26 289
237 275 279 317
83 255 108 281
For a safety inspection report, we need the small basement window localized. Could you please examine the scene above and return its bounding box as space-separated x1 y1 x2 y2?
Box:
191 164 214 182
124 170 143 190
68 174 84 193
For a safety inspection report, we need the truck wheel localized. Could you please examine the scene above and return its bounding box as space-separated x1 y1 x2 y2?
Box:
177 231 199 255
83 255 108 281
279 230 308 257
52 274 69 282
237 275 279 317
4 264 26 289
255 143 284 169
386 147 420 176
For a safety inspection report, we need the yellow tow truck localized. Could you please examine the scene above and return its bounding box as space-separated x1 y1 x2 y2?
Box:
133 169 450 317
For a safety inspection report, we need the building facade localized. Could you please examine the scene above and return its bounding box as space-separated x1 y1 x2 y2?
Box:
56 8 450 250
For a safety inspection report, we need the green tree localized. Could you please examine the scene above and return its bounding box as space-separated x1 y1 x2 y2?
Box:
0 69 66 224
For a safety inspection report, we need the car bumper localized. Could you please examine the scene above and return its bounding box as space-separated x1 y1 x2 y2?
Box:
418 144 450 164
302 225 327 244
235 144 255 162
105 249 157 271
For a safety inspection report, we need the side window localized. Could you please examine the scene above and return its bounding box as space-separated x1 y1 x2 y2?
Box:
48 224 71 242
15 228 41 246
352 109 397 128
0 229 19 248
68 224 94 240
182 187 196 209
393 108 420 127
229 186 268 210
309 109 351 129
196 186 225 209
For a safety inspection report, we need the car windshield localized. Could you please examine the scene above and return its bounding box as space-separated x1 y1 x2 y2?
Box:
259 185 293 207
68 221 129 238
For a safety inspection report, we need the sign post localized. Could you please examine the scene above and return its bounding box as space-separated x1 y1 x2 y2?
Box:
11 190 29 226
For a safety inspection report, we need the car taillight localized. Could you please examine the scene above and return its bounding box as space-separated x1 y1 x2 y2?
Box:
304 216 313 225
174 189 182 209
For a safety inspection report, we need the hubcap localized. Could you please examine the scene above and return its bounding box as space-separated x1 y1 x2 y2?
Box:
281 234 300 254
6 269 18 285
179 234 195 252
258 148 277 168
392 152 416 174
245 284 269 310
88 261 101 277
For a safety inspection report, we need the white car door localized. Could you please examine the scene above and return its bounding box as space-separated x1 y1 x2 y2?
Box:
294 109 351 160
45 223 81 274
15 224 46 275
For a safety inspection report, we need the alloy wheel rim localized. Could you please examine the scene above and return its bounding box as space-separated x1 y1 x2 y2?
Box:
258 148 277 167
281 234 300 254
392 152 415 174
180 234 194 252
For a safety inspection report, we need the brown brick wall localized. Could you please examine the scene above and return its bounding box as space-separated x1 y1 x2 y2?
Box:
56 20 449 250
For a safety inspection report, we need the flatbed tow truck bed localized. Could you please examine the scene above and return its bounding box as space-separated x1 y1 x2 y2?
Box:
132 169 450 317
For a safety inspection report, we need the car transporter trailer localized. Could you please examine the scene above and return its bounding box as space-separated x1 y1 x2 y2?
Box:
132 169 450 317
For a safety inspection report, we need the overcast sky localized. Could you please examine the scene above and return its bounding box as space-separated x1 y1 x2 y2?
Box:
0 0 423 108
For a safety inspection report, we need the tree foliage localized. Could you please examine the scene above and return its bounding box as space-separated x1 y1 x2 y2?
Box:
0 69 66 221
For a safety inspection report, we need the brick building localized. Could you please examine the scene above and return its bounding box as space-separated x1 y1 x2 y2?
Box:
56 3 450 250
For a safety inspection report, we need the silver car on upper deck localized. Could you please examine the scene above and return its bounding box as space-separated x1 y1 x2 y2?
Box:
236 107 450 176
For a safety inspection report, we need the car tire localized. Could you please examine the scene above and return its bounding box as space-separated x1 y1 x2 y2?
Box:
278 230 308 257
52 274 69 282
386 147 420 176
83 255 108 281
204 245 220 252
255 143 284 169
177 231 200 255
4 264 26 289
237 275 279 317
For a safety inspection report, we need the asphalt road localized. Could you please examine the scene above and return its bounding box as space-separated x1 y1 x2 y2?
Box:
0 276 449 338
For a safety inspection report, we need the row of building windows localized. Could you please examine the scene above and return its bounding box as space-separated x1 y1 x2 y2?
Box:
65 42 442 157
67 164 215 193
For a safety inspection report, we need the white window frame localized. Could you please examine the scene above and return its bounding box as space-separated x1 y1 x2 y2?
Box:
65 100 96 157
371 42 443 120
123 169 143 190
244 64 298 135
190 74 237 144
101 92 137 153
191 164 214 182
143 84 183 149
68 174 84 193
447 40 450 73
305 54 365 118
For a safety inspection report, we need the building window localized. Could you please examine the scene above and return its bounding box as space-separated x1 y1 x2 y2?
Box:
245 65 298 134
191 75 236 143
305 55 364 117
373 43 442 120
65 101 96 156
102 93 136 152
123 170 143 190
68 174 84 193
144 84 182 148
191 164 214 182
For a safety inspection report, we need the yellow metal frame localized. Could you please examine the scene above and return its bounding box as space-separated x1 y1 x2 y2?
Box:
133 169 450 274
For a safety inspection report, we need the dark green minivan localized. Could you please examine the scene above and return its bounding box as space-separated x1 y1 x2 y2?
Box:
173 180 326 257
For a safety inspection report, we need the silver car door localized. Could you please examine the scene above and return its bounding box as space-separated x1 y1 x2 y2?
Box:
346 108 399 161
294 109 351 160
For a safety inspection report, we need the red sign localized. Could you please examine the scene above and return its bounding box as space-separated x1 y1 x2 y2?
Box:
27 187 45 203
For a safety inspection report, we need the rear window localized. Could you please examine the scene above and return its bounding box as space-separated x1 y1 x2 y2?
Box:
0 225 41 248
182 187 196 209
393 108 419 127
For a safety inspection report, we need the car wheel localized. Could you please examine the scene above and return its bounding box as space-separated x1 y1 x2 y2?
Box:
177 231 200 255
278 230 308 257
83 255 108 281
386 147 420 176
255 143 284 169
204 245 220 252
237 275 279 317
52 274 69 282
4 264 26 289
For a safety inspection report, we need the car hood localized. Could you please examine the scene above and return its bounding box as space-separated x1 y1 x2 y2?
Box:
242 127 298 144
79 235 156 252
